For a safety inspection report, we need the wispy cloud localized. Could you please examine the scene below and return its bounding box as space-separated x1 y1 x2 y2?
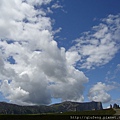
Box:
105 64 120 81
68 14 120 69
51 3 63 9
111 98 120 105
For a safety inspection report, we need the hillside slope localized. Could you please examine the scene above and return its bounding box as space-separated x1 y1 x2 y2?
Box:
0 101 103 114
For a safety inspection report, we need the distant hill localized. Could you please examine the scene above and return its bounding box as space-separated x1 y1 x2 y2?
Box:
50 101 103 112
0 101 103 114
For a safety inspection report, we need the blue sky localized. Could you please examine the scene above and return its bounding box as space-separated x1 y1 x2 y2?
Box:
51 0 120 48
50 0 120 107
0 0 120 108
51 0 120 107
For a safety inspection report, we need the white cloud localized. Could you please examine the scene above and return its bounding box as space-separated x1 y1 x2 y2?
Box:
66 51 81 66
53 27 62 35
51 3 63 9
68 14 120 69
88 82 115 103
0 80 29 104
0 0 88 105
117 64 120 69
49 66 88 102
26 0 52 6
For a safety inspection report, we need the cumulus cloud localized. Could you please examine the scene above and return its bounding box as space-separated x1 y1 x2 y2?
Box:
66 51 81 66
49 67 88 102
1 0 119 106
0 0 88 105
68 14 120 69
88 82 115 103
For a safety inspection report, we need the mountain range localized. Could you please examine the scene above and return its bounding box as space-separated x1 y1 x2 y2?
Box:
0 101 103 114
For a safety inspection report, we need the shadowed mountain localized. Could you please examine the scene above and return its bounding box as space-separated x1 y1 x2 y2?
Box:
50 101 103 112
0 101 103 114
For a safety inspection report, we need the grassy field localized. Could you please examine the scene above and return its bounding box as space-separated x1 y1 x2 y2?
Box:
0 108 116 120
60 108 116 115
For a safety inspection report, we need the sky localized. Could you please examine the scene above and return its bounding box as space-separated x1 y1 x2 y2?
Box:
0 0 120 108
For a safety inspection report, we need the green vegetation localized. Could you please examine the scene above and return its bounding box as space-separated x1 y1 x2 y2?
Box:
0 101 117 120
0 109 116 120
60 108 116 115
